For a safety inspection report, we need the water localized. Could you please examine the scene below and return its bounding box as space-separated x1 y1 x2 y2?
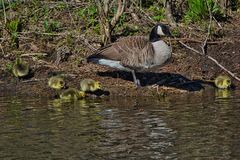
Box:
0 89 240 159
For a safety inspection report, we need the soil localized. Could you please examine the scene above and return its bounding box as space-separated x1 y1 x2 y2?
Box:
1 10 240 98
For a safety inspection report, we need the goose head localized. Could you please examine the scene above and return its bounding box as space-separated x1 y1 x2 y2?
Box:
149 23 173 42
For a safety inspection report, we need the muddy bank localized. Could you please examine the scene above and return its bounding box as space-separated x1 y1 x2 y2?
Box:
1 16 240 98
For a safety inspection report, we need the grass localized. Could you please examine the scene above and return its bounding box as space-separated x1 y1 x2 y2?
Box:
147 5 165 21
184 0 223 23
44 19 61 33
6 19 22 48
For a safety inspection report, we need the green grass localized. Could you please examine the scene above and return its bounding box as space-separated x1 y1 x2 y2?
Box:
184 0 223 23
44 19 61 33
147 5 165 21
6 19 22 48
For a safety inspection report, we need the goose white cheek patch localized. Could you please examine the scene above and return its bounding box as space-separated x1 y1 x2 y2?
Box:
157 26 164 36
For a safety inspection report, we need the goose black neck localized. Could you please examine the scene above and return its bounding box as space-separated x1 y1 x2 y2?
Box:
149 26 161 42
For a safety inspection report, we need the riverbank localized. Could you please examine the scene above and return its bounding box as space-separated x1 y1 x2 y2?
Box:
0 2 239 98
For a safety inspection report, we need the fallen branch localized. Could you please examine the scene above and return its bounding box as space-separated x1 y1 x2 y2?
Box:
178 1 240 82
172 38 230 44
20 52 48 57
179 41 240 82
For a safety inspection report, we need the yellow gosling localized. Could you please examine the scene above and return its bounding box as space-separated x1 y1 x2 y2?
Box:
48 76 65 90
12 58 29 78
214 75 231 89
80 79 101 92
60 88 86 100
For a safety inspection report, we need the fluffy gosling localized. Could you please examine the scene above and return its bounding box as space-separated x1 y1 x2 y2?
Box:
48 76 65 90
12 58 29 78
214 75 231 89
80 79 101 92
60 88 86 100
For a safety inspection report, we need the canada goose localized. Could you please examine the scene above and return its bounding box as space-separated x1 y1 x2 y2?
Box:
87 23 173 86
60 88 86 100
12 58 29 78
80 78 101 92
48 76 65 90
214 75 231 89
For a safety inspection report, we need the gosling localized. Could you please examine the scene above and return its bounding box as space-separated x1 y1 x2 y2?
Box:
48 76 65 90
214 75 231 89
80 79 101 92
12 58 29 78
60 88 86 100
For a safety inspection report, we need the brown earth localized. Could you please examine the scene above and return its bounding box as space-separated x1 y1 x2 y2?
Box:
1 13 240 98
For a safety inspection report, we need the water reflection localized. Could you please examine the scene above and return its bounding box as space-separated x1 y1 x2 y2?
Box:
0 90 240 159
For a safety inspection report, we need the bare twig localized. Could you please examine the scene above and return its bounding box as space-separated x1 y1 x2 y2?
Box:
2 0 7 25
20 52 48 57
172 38 230 44
213 16 222 29
111 0 126 27
179 41 204 55
165 0 177 27
0 43 5 56
202 0 212 55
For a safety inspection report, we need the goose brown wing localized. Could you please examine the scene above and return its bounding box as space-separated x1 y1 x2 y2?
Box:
88 36 154 68
118 36 155 69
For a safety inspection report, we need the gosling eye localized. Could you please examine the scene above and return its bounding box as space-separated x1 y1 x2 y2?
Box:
226 80 231 84
60 81 64 86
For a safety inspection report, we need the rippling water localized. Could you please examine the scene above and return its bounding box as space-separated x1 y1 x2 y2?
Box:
0 89 240 159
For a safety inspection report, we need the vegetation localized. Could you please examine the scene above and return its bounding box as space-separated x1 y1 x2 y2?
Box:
0 0 239 54
0 0 240 97
184 0 223 23
6 19 22 48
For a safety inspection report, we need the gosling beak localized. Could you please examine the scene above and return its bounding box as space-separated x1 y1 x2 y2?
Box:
63 84 68 89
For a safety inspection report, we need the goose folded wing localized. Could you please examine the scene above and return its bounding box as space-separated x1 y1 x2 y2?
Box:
88 36 154 69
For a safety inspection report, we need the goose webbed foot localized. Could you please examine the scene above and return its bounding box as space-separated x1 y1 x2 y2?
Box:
131 70 141 87
134 79 141 87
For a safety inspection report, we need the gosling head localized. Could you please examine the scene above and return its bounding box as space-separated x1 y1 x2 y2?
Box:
93 81 102 91
48 77 66 90
222 78 231 89
57 79 65 89
150 23 173 42
215 75 232 89
12 58 29 78
78 91 86 98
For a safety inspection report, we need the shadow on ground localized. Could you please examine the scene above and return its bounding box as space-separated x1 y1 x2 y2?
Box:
97 71 204 91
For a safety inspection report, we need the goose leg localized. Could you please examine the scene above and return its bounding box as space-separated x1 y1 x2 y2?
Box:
131 70 141 86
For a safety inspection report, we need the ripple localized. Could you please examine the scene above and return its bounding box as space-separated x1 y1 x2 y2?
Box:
0 90 240 159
